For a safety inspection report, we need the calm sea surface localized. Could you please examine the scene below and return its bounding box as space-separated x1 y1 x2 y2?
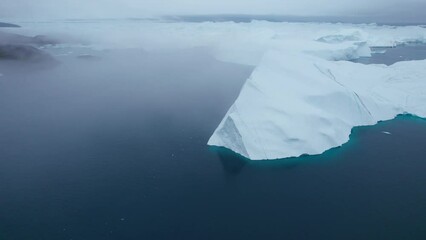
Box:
0 44 425 240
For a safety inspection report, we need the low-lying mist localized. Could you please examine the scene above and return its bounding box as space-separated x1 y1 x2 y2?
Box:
0 46 253 162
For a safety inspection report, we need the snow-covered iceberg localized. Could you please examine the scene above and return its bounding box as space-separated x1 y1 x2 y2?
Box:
208 52 426 160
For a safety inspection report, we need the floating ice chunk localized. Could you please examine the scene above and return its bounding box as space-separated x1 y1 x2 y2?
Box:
382 131 392 135
208 51 426 160
317 34 360 43
316 29 366 43
371 48 388 54
306 42 371 61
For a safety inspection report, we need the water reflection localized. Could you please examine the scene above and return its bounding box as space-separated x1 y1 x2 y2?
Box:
211 147 248 175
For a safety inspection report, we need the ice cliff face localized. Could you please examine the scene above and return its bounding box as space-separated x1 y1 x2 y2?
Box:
208 52 426 160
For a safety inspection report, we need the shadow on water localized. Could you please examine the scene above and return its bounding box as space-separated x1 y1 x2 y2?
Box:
210 146 247 175
211 143 342 174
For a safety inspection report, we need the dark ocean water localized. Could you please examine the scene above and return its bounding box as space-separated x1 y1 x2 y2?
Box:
0 46 425 240
355 44 426 65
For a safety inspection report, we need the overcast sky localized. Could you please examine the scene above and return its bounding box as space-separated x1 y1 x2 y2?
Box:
1 0 425 22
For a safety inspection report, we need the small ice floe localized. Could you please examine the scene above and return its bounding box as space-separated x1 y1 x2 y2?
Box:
77 54 100 60
55 51 73 57
371 48 387 54
381 131 392 135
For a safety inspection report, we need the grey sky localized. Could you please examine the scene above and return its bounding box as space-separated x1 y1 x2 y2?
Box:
1 0 425 22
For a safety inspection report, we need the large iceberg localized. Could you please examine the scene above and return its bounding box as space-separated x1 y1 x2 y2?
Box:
208 52 426 160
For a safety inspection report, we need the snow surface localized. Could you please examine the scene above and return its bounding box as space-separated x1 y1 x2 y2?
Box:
2 19 426 160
